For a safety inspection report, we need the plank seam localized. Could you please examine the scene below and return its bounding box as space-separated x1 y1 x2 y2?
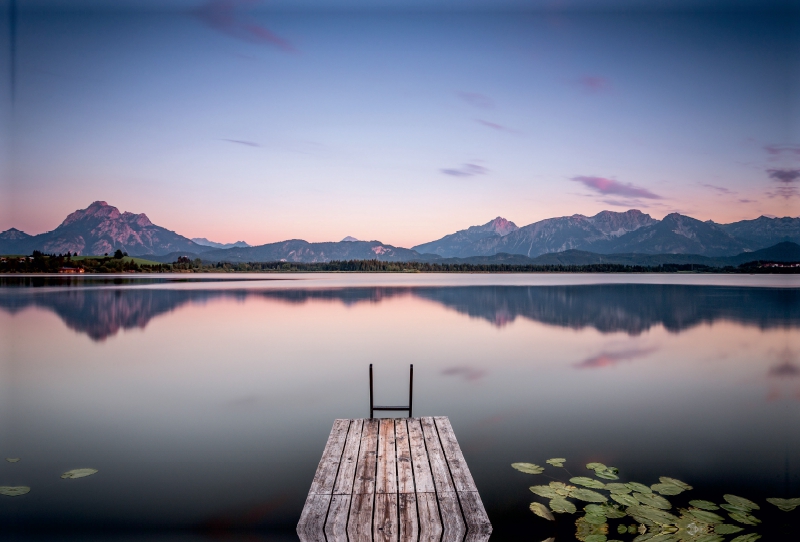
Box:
372 419 379 542
393 419 400 542
432 417 469 540
400 419 421 542
418 417 446 538
345 419 364 540
321 419 351 540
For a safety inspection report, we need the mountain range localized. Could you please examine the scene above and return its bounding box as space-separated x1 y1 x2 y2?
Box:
1 201 799 264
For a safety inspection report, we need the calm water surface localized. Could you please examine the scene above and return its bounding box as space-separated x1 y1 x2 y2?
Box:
1 273 798 541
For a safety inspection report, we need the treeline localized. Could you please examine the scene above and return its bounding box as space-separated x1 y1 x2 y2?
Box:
0 252 170 274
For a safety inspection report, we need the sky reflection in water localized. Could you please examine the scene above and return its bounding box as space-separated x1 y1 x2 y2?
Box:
0 275 798 540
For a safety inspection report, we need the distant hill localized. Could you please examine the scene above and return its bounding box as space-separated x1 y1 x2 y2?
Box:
197 239 423 263
191 237 251 249
0 201 206 256
715 216 800 247
412 216 518 257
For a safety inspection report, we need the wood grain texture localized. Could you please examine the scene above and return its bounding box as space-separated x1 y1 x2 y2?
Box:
407 418 435 493
458 491 492 532
353 418 379 495
376 418 398 494
419 417 456 493
395 419 415 494
296 493 331 538
438 491 467 542
374 492 399 542
463 531 492 542
417 492 443 542
309 418 350 495
324 494 351 542
398 492 419 542
434 416 478 494
347 493 375 542
333 418 363 495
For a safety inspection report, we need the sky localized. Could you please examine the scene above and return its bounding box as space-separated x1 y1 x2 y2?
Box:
1 0 798 247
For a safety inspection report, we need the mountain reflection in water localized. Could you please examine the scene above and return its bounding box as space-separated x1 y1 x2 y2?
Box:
1 285 797 341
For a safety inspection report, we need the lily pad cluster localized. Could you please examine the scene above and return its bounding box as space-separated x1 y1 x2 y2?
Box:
513 457 798 542
1 459 98 498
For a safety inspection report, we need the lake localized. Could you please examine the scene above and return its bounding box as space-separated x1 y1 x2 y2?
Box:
1 273 798 541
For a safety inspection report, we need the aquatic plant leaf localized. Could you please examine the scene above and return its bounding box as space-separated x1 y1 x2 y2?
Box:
634 492 672 510
549 481 568 489
694 536 723 542
727 512 760 526
618 524 628 534
571 477 606 489
585 504 606 514
713 524 743 534
729 535 761 542
584 535 607 542
687 509 724 523
689 500 719 511
595 470 619 480
61 468 98 479
659 477 692 491
587 462 606 470
723 494 760 511
512 463 544 474
530 501 555 521
766 497 800 512
611 493 639 507
5 458 20 463
571 488 608 502
627 482 652 494
626 505 679 525
605 483 631 494
549 497 576 514
0 486 30 496
584 512 608 524
651 483 684 496
721 504 751 514
600 504 628 519
530 485 559 499
555 488 571 496
546 458 566 467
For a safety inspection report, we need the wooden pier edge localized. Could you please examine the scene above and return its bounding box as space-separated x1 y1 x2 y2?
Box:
298 417 492 542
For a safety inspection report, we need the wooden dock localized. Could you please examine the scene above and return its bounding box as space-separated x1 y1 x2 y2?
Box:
297 417 492 542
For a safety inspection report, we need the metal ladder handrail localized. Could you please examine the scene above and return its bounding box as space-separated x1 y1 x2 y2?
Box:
369 363 413 419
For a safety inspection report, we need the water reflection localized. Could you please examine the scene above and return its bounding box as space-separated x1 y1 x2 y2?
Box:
1 285 797 341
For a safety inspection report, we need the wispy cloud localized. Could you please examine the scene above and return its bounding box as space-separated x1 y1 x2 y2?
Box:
738 198 756 203
576 75 610 93
457 91 493 109
195 0 293 52
768 168 800 183
441 163 488 177
442 366 487 382
572 176 662 200
574 347 656 370
475 119 518 134
766 168 800 199
222 138 260 147
764 144 800 156
701 183 733 195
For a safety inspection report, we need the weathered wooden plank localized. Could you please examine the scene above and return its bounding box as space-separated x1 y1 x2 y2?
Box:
347 492 375 542
434 416 479 494
395 419 415 494
462 531 492 542
353 418 379 495
398 492 419 542
376 418 398 494
324 494 350 542
333 418 363 495
458 491 492 533
309 418 351 495
296 493 331 541
438 491 467 542
420 416 456 493
374 492 399 542
417 492 443 542
407 418 436 493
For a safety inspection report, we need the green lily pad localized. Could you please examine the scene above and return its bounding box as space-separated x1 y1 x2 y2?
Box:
724 494 760 511
601 504 628 519
570 477 606 489
571 488 608 502
626 504 679 525
635 492 672 510
651 483 685 496
584 513 607 524
61 468 98 479
610 493 639 507
530 501 555 521
659 477 692 491
626 482 652 494
766 497 800 512
530 485 559 499
5 458 20 463
728 511 760 526
605 483 630 493
713 524 743 535
584 535 607 542
0 486 30 497
595 470 619 480
617 524 628 534
729 535 761 542
587 462 606 470
549 481 568 489
689 500 719 511
546 458 566 467
512 462 544 474
549 497 577 514
687 509 724 523
721 503 751 514
555 488 571 496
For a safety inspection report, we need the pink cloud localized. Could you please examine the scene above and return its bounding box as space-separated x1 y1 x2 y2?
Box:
701 183 733 195
195 0 293 52
577 76 610 93
457 91 493 109
574 347 657 370
764 144 800 156
767 168 800 183
572 176 662 200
